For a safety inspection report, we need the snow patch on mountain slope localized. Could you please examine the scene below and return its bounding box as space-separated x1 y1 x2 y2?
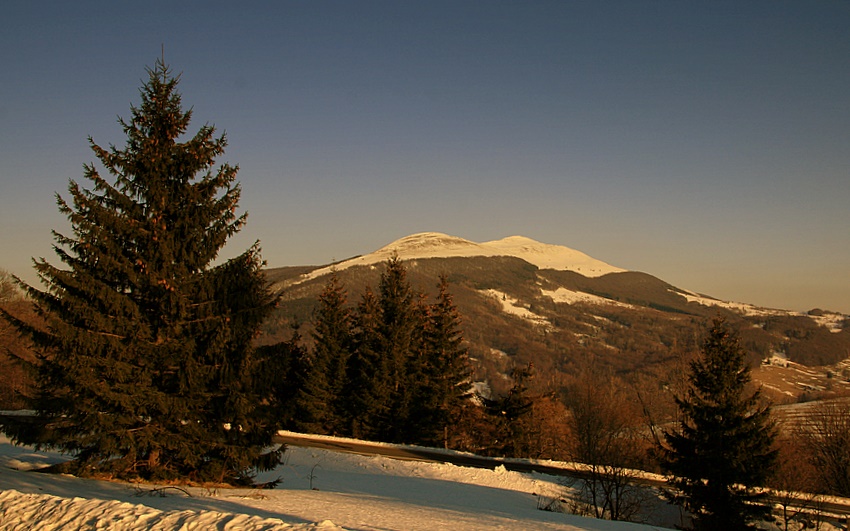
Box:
481 289 550 329
676 290 847 333
292 233 625 286
480 286 636 329
542 287 633 308
809 312 848 333
678 290 789 317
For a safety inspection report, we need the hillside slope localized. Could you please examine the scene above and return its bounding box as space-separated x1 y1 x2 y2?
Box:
264 233 850 402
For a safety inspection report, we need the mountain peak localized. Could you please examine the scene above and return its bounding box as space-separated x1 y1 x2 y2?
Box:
301 232 625 280
375 232 485 257
482 235 626 276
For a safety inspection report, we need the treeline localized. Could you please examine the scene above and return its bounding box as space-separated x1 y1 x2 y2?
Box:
271 258 472 447
265 258 564 456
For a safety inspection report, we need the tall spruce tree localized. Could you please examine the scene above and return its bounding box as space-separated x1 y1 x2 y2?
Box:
295 271 352 435
494 362 536 457
263 325 313 432
401 291 433 442
661 318 777 530
1 61 281 484
376 256 420 443
344 287 391 439
415 274 472 447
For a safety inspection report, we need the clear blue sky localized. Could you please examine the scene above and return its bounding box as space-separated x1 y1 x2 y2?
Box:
2 1 849 313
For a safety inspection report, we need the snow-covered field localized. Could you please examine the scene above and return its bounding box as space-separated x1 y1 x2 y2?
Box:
0 434 664 530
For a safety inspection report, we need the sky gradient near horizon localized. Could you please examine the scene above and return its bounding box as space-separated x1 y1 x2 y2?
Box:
2 1 849 313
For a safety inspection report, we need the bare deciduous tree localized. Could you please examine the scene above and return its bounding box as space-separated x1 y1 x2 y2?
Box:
797 399 850 497
563 363 653 522
0 269 21 303
518 394 572 460
771 432 823 531
0 268 35 409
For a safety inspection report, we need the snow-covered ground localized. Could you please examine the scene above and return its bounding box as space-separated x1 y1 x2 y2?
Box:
542 287 634 308
0 433 664 530
481 288 552 328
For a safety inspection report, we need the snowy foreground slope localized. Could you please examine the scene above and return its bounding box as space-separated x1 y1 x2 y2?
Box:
0 434 662 531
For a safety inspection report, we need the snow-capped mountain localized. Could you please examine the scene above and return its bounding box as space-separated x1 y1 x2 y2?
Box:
265 232 850 402
368 233 626 277
291 232 625 286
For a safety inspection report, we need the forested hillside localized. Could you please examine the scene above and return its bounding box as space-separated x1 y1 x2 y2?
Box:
263 253 850 403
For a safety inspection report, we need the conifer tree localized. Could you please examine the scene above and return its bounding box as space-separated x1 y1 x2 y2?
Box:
477 363 536 457
376 256 420 443
257 328 308 432
344 287 391 439
415 274 472 447
497 362 536 457
324 261 471 446
295 271 352 435
661 318 777 530
400 291 433 442
1 61 280 484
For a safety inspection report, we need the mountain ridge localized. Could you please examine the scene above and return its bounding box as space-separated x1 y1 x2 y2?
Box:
286 232 626 288
276 232 844 318
264 232 850 402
